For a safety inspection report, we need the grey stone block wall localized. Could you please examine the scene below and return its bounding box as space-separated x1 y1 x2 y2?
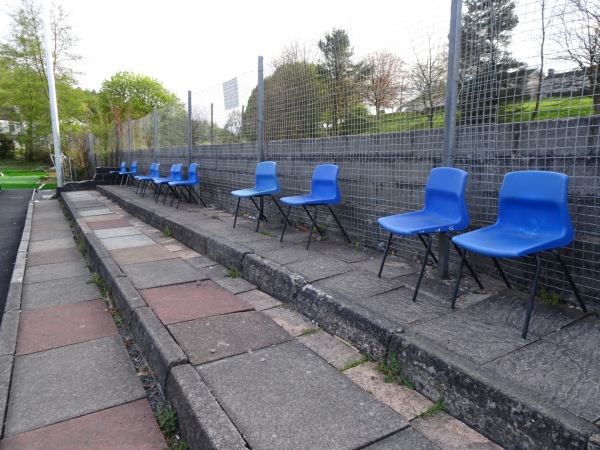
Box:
127 117 599 306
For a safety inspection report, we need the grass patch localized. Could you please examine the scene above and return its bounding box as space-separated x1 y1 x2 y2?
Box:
0 166 48 189
417 398 446 419
299 327 320 337
538 285 562 307
87 274 108 298
225 266 242 278
162 226 173 238
259 229 275 237
378 354 414 389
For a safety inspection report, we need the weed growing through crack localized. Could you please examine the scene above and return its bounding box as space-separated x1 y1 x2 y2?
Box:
538 285 561 307
340 355 371 372
75 236 87 255
162 226 173 238
225 266 242 278
300 327 320 337
378 354 415 389
87 274 108 298
155 403 187 449
259 229 275 237
417 398 446 419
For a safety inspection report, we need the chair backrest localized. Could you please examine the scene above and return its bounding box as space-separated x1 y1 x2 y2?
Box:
497 171 573 245
187 163 198 183
171 163 184 181
310 164 341 204
422 167 470 230
151 163 160 177
254 161 280 193
147 162 156 177
130 161 138 174
119 161 126 170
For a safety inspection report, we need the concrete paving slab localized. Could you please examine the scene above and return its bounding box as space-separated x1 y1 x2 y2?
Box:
208 265 257 294
25 246 82 267
21 275 102 310
173 248 202 259
23 260 90 284
544 315 600 360
186 254 217 269
29 228 73 242
77 208 113 217
140 280 254 325
99 233 156 250
309 241 376 263
411 413 503 450
344 361 433 420
4 335 146 437
285 254 355 283
355 287 451 327
170 310 291 365
31 221 71 232
484 339 600 422
16 300 117 356
237 289 282 311
122 258 208 289
93 226 141 239
0 355 13 436
86 218 131 230
263 304 317 337
198 340 408 450
109 244 177 266
365 428 440 449
27 237 76 253
313 269 404 300
297 329 362 370
411 310 531 365
0 399 166 449
466 290 587 338
260 246 316 265
352 255 421 278
82 214 122 223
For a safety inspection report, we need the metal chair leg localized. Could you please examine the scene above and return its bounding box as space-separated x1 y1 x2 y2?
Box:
412 234 434 302
233 198 241 228
549 250 587 312
378 233 393 278
451 249 468 309
306 206 319 250
522 254 543 340
280 205 293 242
325 205 351 244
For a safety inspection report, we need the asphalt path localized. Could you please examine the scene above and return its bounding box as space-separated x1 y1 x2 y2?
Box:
0 189 32 326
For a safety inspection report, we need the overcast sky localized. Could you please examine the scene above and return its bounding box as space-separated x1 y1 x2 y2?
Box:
0 0 451 103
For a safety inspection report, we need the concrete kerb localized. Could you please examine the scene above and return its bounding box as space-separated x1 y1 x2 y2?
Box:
111 276 147 329
130 307 188 390
242 254 307 303
0 198 33 438
165 364 247 450
388 332 599 450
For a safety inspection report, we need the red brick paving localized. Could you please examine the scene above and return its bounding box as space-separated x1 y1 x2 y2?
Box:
0 399 166 449
15 299 116 356
140 280 254 325
87 219 131 230
109 244 177 266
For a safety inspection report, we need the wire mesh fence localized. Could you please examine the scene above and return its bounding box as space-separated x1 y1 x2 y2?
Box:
89 0 599 306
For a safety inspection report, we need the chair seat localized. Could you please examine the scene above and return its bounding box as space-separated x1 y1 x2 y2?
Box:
135 175 154 181
169 180 197 187
153 177 173 184
280 194 339 206
378 211 467 236
452 224 572 258
232 187 279 198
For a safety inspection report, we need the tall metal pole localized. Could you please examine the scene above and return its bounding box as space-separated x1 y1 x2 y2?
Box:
153 106 158 164
41 0 63 187
187 91 192 166
438 0 463 278
257 56 264 162
127 118 131 163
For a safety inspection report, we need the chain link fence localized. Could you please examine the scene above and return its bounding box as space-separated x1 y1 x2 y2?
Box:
89 0 599 306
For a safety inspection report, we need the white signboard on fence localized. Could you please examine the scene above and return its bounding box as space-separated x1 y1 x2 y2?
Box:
223 78 239 110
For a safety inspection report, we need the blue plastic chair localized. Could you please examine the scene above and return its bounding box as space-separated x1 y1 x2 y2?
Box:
231 161 288 232
377 167 482 302
152 164 183 204
451 171 587 339
168 163 206 209
279 164 351 250
134 163 158 196
119 160 138 187
109 162 126 184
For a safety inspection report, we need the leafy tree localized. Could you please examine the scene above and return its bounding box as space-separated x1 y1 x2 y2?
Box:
410 38 448 128
556 0 600 115
0 0 84 161
317 29 371 135
222 110 243 143
96 71 180 163
364 51 408 116
459 0 520 124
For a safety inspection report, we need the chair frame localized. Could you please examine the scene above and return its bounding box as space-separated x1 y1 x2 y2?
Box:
279 164 351 250
135 163 158 196
119 161 138 187
168 163 206 209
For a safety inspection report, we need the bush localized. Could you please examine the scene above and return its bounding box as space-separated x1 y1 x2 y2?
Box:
0 132 15 158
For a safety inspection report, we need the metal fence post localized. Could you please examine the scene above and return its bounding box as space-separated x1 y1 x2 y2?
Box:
438 0 463 279
127 118 131 164
187 90 192 167
153 106 158 164
258 56 264 163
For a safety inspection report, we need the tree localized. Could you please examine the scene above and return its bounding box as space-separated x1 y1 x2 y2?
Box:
459 0 520 124
97 71 179 163
317 29 371 135
410 38 448 128
222 110 243 143
0 0 83 161
363 51 408 116
556 0 600 115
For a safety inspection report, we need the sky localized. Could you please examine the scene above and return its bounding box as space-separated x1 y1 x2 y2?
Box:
0 0 452 103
